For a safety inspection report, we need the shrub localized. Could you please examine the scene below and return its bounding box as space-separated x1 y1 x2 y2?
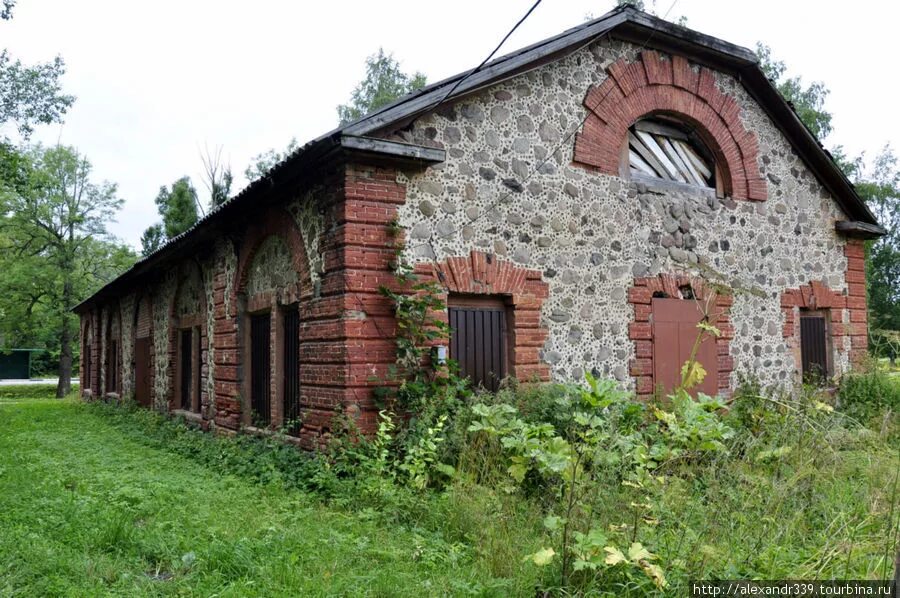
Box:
838 368 900 422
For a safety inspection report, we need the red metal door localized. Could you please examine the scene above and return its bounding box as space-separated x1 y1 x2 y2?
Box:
134 337 151 407
651 298 718 396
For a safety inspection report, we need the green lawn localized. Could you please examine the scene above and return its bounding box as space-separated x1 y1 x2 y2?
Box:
0 399 496 597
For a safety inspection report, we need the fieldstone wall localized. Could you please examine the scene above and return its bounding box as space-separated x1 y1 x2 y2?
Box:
203 252 217 420
246 235 298 296
151 272 177 410
287 191 326 293
174 264 203 318
119 293 135 399
390 37 852 390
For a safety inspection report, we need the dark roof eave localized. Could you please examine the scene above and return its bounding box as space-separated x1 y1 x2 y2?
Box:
75 7 883 312
72 135 443 313
835 220 886 240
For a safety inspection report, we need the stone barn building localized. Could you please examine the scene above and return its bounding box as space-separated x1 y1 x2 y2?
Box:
75 7 884 445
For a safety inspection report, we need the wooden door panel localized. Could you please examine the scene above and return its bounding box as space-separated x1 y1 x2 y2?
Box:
651 298 718 396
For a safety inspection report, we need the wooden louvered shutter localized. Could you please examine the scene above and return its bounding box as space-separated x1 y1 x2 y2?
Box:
179 329 192 410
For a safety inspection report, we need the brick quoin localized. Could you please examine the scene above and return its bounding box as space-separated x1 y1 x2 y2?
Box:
626 274 734 400
305 164 409 441
574 50 767 201
413 250 551 383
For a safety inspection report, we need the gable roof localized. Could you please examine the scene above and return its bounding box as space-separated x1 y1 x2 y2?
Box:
75 5 883 312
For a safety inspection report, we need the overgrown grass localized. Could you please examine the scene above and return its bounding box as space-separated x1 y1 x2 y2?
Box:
0 383 72 401
2 374 898 596
0 399 535 596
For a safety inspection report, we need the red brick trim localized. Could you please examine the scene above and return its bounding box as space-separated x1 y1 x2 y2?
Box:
627 274 734 399
413 250 551 382
781 241 867 369
574 51 767 201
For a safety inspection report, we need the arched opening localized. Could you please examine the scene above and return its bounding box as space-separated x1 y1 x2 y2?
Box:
105 306 121 396
239 234 303 433
171 262 205 415
133 295 153 407
574 51 767 201
625 116 721 195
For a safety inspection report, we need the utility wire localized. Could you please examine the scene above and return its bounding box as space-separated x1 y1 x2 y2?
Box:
413 0 683 275
348 0 550 344
435 0 544 108
355 1 681 347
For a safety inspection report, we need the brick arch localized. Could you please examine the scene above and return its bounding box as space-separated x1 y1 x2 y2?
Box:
104 303 123 395
574 51 767 201
169 259 208 321
627 273 734 399
132 293 155 406
167 260 209 413
234 207 312 302
413 250 551 382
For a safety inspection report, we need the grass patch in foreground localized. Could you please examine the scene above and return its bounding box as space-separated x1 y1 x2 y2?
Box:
0 399 514 596
2 381 898 596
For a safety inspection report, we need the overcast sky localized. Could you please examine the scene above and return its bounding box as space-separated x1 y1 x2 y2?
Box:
3 0 897 249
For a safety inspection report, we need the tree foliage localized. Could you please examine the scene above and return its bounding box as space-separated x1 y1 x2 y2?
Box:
139 176 200 256
337 49 427 126
0 145 133 394
155 176 199 239
1 3 74 138
244 137 298 182
755 43 832 141
140 223 164 257
852 147 900 331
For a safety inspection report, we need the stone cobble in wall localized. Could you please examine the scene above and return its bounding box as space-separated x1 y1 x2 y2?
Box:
393 39 850 390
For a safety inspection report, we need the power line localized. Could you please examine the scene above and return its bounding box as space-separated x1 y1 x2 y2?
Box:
347 0 549 341
413 0 683 273
435 0 544 109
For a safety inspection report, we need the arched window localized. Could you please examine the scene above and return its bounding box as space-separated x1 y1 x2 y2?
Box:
172 263 204 415
242 234 301 432
82 323 93 392
626 117 718 194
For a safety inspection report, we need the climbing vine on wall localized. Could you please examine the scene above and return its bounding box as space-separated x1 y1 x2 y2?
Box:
376 220 470 414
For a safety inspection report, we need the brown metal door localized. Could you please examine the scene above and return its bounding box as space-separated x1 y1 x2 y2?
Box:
134 337 151 407
800 315 828 380
448 302 507 392
282 308 301 436
250 313 272 426
651 298 718 396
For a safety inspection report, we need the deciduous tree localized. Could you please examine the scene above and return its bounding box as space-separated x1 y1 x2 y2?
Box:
244 137 298 182
755 43 832 141
337 49 426 125
0 145 131 396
